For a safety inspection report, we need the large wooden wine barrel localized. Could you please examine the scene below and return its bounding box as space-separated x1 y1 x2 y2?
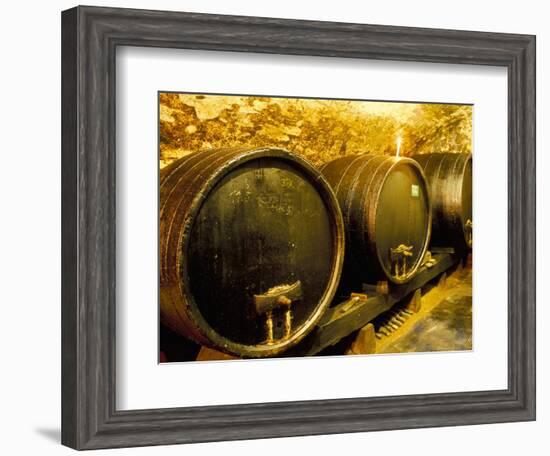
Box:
160 147 344 358
320 154 431 285
412 153 472 251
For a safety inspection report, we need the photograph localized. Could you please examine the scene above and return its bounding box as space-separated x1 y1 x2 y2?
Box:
158 92 473 362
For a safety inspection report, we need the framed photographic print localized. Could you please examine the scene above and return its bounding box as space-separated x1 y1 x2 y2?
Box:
61 5 536 450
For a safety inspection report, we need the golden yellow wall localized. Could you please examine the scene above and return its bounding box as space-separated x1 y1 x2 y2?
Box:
159 93 472 169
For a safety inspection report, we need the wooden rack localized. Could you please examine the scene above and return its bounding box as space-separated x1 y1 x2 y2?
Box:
285 252 463 357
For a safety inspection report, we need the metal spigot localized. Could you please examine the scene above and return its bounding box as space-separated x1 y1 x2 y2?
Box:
254 281 302 344
465 219 473 245
390 244 414 279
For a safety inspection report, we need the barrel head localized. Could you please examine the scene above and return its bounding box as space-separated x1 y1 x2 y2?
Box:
186 157 337 346
461 158 473 247
375 161 431 281
411 152 473 251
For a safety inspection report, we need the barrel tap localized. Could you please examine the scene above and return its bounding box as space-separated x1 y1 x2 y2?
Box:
390 244 414 279
465 219 473 245
254 281 302 345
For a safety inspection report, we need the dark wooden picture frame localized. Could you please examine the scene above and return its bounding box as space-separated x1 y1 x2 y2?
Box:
61 5 536 450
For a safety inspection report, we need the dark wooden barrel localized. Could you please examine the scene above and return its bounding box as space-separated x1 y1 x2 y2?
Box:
160 147 344 358
411 153 472 251
320 154 431 285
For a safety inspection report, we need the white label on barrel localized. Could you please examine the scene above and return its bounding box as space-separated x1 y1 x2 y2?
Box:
411 184 419 197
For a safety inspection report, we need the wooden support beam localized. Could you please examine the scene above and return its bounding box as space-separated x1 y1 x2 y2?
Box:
406 289 422 313
438 272 448 290
285 253 460 357
347 323 376 355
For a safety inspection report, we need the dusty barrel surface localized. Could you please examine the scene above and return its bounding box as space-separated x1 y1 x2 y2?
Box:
412 153 472 251
320 154 431 285
160 147 344 357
